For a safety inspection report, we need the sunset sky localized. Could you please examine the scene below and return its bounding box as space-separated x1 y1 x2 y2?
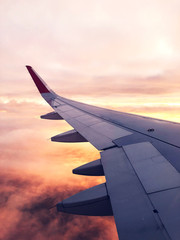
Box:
1 0 180 239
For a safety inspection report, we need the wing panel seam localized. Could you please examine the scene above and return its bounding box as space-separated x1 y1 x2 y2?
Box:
56 97 180 150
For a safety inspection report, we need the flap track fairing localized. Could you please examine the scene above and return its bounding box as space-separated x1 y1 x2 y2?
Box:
40 111 63 120
57 183 113 216
73 159 104 176
51 129 88 143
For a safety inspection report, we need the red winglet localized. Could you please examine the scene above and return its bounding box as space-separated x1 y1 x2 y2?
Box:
26 66 50 93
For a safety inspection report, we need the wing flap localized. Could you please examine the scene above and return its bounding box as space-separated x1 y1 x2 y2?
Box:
101 147 170 240
149 188 180 240
123 142 180 193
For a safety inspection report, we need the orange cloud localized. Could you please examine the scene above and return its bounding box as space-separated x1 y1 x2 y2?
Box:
1 1 180 238
0 169 117 240
0 99 119 239
2 76 180 239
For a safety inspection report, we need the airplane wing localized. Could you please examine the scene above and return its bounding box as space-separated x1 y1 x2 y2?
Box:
26 66 180 240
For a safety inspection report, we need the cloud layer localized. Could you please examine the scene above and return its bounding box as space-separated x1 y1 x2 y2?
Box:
1 90 180 239
0 98 118 239
0 170 117 240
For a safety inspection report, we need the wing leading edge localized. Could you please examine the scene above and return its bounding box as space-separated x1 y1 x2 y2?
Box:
26 66 180 240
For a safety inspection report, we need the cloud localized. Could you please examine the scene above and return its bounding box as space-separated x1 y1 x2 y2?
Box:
0 99 118 239
0 170 117 240
1 1 180 239
1 0 180 93
1 64 180 239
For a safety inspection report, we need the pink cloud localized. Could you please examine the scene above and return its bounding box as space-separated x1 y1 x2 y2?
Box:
0 170 117 240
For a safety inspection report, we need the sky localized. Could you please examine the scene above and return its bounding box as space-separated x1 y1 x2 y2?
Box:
1 0 180 239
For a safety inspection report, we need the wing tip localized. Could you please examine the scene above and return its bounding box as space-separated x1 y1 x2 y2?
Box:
26 65 50 94
26 65 32 68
